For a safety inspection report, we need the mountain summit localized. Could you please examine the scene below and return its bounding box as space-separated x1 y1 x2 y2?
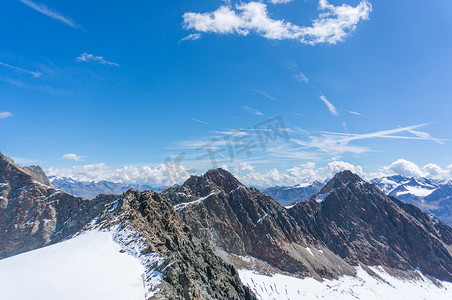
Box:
164 169 357 279
290 171 452 281
167 168 452 282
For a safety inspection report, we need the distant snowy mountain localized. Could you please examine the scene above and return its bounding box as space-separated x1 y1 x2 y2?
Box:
371 175 452 226
265 175 452 227
49 176 165 199
262 181 324 206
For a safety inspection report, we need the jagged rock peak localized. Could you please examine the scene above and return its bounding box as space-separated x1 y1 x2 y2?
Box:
330 170 364 185
178 168 244 197
0 152 52 187
203 167 243 188
316 170 365 195
0 151 16 167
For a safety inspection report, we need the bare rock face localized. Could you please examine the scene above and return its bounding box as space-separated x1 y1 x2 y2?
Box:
85 189 256 300
0 152 113 259
288 170 452 281
163 168 355 280
164 168 452 282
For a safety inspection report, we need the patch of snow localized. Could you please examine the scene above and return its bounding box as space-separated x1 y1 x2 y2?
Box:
284 204 296 209
292 183 311 188
173 191 216 211
239 266 452 300
315 192 330 203
229 186 242 193
0 231 146 300
396 186 436 197
305 247 314 256
256 214 268 225
107 224 163 297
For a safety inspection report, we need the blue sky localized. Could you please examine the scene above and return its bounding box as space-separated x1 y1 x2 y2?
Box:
1 0 452 186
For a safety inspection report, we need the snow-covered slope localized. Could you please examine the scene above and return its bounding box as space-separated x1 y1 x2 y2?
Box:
240 266 452 300
0 231 146 300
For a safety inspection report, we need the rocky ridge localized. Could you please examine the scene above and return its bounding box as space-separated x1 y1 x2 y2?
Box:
163 169 355 280
288 170 452 281
0 152 114 259
165 168 452 282
0 152 256 300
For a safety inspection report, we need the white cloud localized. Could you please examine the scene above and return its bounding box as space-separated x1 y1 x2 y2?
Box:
237 162 255 172
76 53 119 67
183 1 372 45
19 0 80 29
319 95 338 116
422 163 448 178
180 33 202 42
0 112 13 119
46 162 191 186
294 72 309 83
62 153 84 161
0 61 42 78
327 160 363 176
382 159 450 179
243 105 264 116
384 159 424 178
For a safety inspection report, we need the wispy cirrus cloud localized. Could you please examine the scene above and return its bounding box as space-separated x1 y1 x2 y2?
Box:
180 33 202 42
76 53 119 67
0 112 13 119
18 0 81 29
243 105 264 116
349 111 362 116
190 117 209 125
0 61 42 77
319 95 338 116
294 72 309 83
269 0 293 4
292 123 447 155
183 1 372 45
250 88 276 100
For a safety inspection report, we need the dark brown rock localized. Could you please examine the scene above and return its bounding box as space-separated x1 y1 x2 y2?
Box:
288 170 452 281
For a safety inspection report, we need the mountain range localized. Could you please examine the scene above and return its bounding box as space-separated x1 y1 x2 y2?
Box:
1 151 452 299
264 175 452 227
49 176 164 199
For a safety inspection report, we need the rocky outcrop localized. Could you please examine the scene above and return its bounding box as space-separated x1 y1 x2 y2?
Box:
0 152 113 259
163 169 355 280
288 170 452 281
84 189 256 300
